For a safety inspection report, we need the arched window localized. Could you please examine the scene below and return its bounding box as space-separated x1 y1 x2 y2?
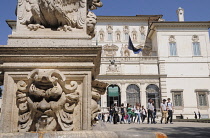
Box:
146 84 160 110
126 84 140 106
107 85 121 107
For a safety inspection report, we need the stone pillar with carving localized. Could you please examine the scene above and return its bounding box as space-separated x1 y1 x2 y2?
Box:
0 0 106 133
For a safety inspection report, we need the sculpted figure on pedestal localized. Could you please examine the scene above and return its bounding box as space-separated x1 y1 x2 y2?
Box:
16 69 79 132
18 0 102 37
107 60 119 72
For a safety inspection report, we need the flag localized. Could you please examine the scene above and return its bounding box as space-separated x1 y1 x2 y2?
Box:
128 36 142 54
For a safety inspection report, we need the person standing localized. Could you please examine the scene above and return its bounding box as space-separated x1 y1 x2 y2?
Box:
120 103 126 124
102 113 105 122
127 104 132 124
166 98 173 124
134 103 141 124
113 103 119 124
160 99 167 124
152 101 156 124
109 106 114 123
141 106 147 123
198 111 201 119
147 98 155 124
113 103 118 124
194 111 197 119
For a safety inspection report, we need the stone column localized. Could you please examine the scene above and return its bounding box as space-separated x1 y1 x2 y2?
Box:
140 83 147 107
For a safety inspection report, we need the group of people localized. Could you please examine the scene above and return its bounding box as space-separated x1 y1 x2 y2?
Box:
194 111 201 119
102 98 174 124
105 103 147 124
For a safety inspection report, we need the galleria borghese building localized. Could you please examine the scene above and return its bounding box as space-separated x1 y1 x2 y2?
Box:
92 7 210 119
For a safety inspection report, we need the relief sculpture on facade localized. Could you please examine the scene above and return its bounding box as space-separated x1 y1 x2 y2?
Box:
16 69 79 132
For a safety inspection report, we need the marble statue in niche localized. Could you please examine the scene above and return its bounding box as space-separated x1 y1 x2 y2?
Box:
115 29 121 42
120 44 130 58
132 29 137 41
99 29 105 41
16 69 80 132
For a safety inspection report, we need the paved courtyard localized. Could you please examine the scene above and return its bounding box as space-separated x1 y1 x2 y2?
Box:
94 122 210 138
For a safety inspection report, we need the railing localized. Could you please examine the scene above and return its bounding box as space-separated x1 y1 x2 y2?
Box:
101 56 158 62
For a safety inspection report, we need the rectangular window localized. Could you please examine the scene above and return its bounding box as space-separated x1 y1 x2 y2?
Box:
169 42 177 56
174 92 182 106
172 91 183 107
125 33 129 41
108 33 112 41
198 93 207 106
193 42 201 56
141 33 145 40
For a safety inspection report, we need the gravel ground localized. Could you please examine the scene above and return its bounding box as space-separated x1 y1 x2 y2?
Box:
94 121 210 138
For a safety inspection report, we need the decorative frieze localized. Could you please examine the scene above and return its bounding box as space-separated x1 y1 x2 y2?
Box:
102 44 119 57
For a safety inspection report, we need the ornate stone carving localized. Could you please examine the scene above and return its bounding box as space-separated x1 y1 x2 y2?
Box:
91 80 107 125
16 69 79 132
169 35 176 42
140 26 145 34
120 44 130 57
123 26 129 33
107 60 119 72
103 44 119 57
87 0 103 10
87 11 97 38
192 35 199 42
17 0 102 36
107 25 113 33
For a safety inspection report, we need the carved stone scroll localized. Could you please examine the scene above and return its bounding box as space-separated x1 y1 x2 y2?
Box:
91 80 108 125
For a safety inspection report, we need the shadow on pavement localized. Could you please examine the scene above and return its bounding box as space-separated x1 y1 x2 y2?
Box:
128 127 210 138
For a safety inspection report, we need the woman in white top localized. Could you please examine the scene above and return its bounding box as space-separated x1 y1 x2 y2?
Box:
134 103 141 124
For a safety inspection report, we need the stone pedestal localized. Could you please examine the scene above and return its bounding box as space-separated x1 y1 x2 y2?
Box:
0 44 105 133
0 0 107 134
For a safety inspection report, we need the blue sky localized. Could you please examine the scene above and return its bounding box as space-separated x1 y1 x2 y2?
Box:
0 0 210 45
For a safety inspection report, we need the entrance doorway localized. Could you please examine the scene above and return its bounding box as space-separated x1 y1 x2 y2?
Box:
107 85 121 107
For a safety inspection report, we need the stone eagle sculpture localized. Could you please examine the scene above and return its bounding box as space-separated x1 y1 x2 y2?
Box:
17 0 102 37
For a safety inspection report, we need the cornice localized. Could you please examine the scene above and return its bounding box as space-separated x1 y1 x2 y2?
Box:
97 15 162 22
151 22 210 28
148 21 210 38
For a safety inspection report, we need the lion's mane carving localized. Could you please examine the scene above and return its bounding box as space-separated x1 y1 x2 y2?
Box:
16 69 79 132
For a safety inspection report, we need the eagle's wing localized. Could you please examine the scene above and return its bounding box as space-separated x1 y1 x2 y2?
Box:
18 0 34 25
54 0 86 28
